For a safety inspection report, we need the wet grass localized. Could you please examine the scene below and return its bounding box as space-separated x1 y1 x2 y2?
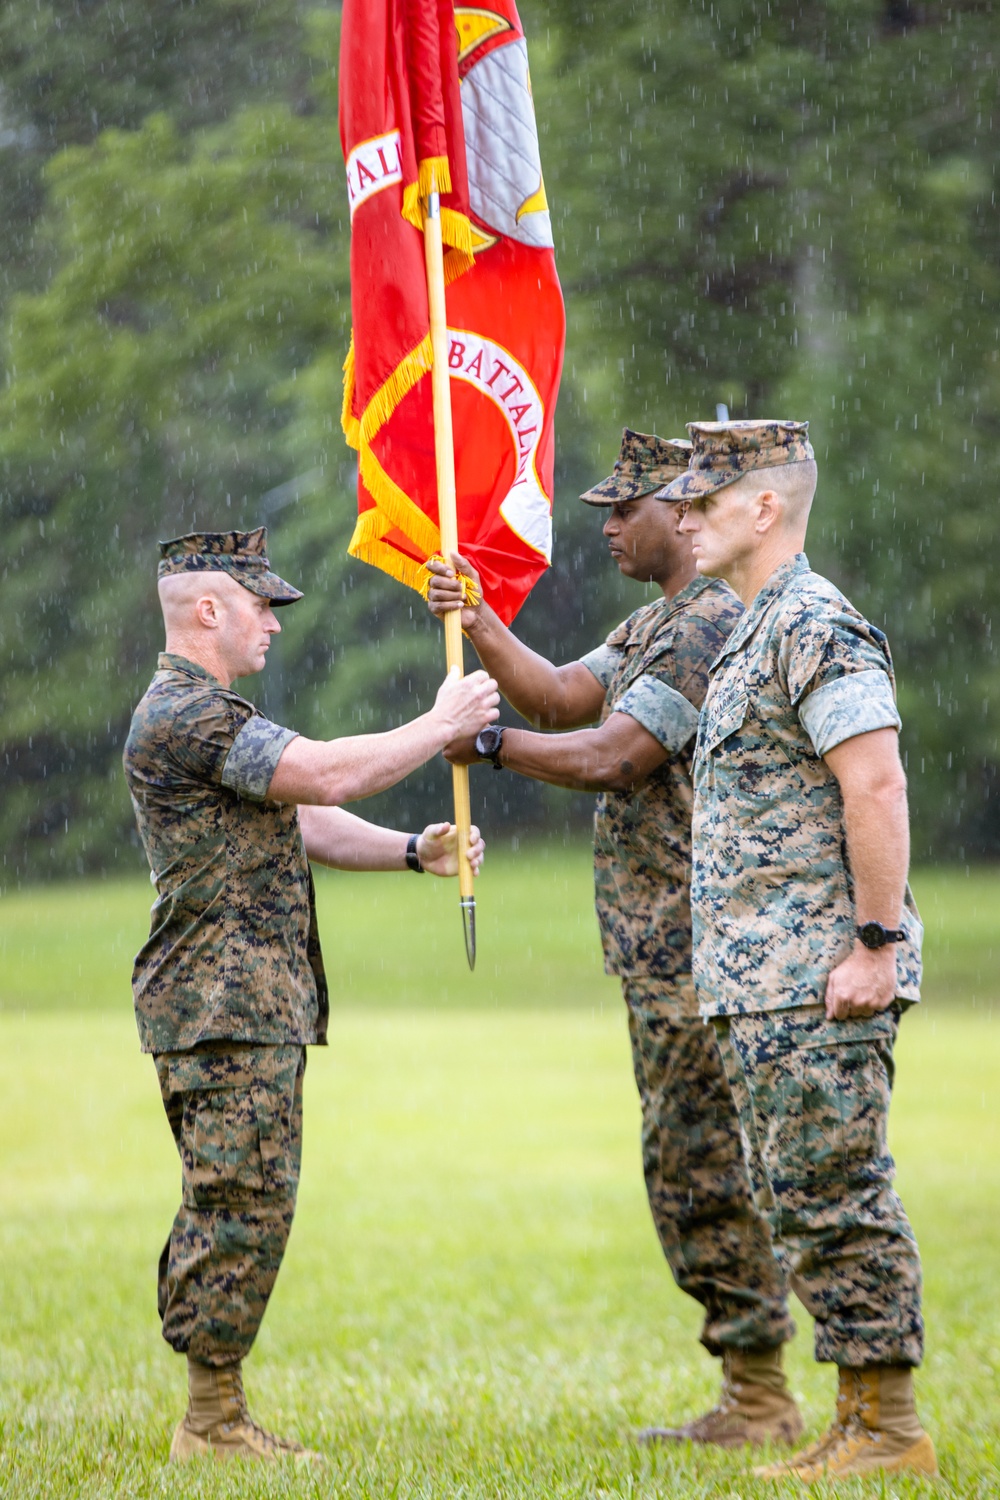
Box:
0 1005 997 1496
0 855 998 1495
1 850 998 1016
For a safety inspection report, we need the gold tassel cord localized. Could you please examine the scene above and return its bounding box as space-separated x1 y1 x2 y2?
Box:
416 554 482 608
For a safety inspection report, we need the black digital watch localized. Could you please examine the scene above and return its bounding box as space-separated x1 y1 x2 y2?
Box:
857 921 905 950
474 724 505 770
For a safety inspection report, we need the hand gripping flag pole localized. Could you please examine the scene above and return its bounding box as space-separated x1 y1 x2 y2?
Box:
423 188 476 967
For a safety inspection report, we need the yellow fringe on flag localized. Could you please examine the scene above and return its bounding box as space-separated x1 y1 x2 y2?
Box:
401 155 453 230
357 440 440 559
400 157 475 281
341 325 441 576
359 334 433 442
420 154 452 197
341 334 360 449
342 331 439 456
441 207 475 282
348 516 435 596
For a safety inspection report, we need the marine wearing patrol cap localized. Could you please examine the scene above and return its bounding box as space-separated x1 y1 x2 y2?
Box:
656 420 814 502
579 428 692 505
157 527 303 604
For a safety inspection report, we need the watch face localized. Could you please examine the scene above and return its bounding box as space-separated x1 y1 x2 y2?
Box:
477 726 502 756
858 921 887 949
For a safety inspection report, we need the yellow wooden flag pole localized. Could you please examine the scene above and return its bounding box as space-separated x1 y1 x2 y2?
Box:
423 190 476 969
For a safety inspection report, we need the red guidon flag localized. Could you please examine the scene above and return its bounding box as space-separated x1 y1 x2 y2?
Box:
339 0 565 624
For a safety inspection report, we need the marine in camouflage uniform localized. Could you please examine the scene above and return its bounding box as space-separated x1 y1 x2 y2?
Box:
125 528 496 1462
426 431 802 1448
125 533 321 1382
663 420 938 1480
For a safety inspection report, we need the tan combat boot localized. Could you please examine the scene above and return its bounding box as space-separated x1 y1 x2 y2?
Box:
754 1364 938 1481
169 1358 320 1464
636 1346 804 1449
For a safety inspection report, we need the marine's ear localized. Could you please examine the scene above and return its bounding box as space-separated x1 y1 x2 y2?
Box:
754 488 781 535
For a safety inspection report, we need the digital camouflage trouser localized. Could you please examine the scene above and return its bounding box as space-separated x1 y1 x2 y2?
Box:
713 1006 924 1368
624 976 794 1354
154 1042 305 1368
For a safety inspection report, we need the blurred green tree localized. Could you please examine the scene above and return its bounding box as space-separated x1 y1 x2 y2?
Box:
0 0 312 292
529 0 1000 857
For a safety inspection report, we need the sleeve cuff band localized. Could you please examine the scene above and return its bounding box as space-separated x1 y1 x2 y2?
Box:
798 669 901 756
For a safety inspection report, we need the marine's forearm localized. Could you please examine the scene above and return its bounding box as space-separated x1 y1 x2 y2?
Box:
841 781 910 923
496 727 624 791
825 729 910 925
298 805 410 869
495 714 668 793
269 713 452 807
465 611 601 729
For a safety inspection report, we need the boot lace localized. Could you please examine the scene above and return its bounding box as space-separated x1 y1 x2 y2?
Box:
685 1375 741 1435
219 1413 305 1454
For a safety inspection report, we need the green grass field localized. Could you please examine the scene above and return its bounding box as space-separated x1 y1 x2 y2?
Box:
1 851 998 1496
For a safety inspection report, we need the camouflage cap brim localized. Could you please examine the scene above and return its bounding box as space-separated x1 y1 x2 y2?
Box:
656 419 814 501
579 432 693 506
157 528 304 603
654 465 749 501
579 471 672 506
236 566 303 605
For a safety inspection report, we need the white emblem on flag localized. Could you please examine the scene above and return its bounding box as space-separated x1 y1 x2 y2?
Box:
345 130 403 219
448 329 552 559
460 37 553 249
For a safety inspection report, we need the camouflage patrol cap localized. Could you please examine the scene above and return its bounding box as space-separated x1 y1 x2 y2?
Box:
156 527 303 604
579 428 693 506
656 420 815 501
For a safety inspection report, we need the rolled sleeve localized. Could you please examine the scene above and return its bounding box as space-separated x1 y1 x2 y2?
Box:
221 715 298 800
798 668 901 756
579 643 621 689
613 674 700 754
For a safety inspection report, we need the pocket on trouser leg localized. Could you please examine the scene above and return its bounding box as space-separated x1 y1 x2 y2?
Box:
180 1088 267 1208
251 1080 299 1197
160 1046 302 1213
761 1042 891 1203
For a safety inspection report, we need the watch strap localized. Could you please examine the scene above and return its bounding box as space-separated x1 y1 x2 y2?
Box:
405 833 424 873
857 921 905 947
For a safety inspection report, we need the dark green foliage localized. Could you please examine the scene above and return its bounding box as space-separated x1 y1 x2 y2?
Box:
0 0 310 288
525 0 1000 859
1 0 997 882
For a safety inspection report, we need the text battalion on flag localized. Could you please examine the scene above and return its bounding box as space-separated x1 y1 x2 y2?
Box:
448 329 551 561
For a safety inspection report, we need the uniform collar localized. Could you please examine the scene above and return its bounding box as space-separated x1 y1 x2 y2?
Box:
156 652 224 685
714 552 810 663
658 572 717 618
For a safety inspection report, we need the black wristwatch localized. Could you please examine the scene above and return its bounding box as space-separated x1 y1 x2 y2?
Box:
475 724 506 770
857 921 905 950
405 833 424 873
